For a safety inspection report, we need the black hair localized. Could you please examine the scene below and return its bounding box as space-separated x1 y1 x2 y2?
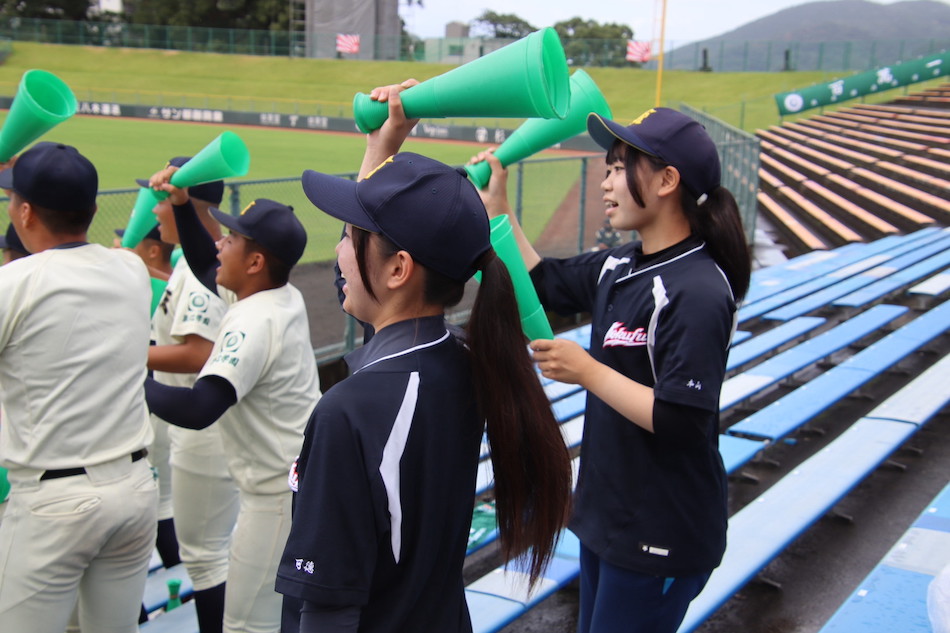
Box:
142 238 175 263
243 239 291 287
607 142 751 301
11 191 96 235
351 226 573 588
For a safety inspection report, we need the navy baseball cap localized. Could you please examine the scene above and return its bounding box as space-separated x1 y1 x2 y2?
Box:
587 108 721 202
136 156 224 204
210 198 307 268
0 142 98 213
0 222 26 253
115 226 163 243
301 153 491 283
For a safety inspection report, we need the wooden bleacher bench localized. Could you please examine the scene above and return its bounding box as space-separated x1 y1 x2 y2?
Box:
678 350 950 633
758 150 809 183
762 141 832 179
727 298 950 443
801 180 900 237
824 111 950 144
824 172 935 229
875 160 950 194
757 191 827 253
776 186 863 245
849 167 950 222
903 153 950 180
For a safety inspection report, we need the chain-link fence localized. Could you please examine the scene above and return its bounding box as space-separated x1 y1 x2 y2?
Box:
645 38 950 73
7 127 758 361
0 17 946 72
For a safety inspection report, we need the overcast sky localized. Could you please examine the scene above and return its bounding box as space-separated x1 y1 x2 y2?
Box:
400 0 918 46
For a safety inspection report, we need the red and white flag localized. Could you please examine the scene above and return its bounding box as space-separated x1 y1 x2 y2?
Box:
336 34 361 55
626 40 651 63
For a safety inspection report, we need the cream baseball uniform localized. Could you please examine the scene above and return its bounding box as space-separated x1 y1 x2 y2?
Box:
152 256 239 590
0 244 157 633
198 283 319 633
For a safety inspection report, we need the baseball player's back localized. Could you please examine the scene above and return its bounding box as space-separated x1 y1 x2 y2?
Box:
0 245 152 467
0 142 158 633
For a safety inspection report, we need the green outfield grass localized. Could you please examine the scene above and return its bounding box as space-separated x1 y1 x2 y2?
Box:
1 42 943 132
0 110 582 262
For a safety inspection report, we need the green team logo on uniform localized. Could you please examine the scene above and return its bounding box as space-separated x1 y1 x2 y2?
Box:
188 291 210 313
213 331 246 368
222 331 246 352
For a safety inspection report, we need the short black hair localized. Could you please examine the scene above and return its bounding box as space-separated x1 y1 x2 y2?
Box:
243 239 291 287
11 191 96 235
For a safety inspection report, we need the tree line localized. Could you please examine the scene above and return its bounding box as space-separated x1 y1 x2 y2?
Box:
0 2 638 67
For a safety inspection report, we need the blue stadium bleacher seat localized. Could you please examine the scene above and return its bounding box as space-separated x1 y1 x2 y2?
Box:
817 479 950 633
140 598 198 632
727 299 950 442
719 303 908 411
678 351 950 633
761 233 950 321
739 229 945 322
833 250 950 308
726 316 825 371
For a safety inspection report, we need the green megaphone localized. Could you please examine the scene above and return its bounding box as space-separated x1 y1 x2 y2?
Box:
170 131 250 189
150 276 168 317
137 131 250 205
353 27 571 134
121 187 162 249
0 465 9 505
0 69 77 162
465 69 613 189
488 214 554 341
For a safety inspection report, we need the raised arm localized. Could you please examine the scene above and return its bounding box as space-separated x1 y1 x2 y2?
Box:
471 149 542 271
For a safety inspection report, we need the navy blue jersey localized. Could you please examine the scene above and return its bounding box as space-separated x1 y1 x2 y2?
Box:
531 235 733 576
276 316 482 633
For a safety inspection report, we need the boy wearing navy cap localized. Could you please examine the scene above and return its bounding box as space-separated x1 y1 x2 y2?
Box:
138 157 239 633
143 166 319 633
0 142 157 633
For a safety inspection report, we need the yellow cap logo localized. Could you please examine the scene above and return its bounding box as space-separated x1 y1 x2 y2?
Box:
240 200 255 216
630 109 656 126
363 155 394 180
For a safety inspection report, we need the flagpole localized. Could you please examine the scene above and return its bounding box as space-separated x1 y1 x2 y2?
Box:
655 0 668 107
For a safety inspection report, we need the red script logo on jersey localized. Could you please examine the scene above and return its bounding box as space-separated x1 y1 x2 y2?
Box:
603 322 648 348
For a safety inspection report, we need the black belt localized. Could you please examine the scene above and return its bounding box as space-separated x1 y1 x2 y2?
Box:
39 449 149 481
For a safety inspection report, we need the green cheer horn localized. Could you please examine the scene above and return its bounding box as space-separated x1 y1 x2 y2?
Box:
121 187 162 249
0 69 77 162
489 214 554 341
169 130 250 189
122 187 162 249
150 277 168 317
465 69 612 189
353 27 571 134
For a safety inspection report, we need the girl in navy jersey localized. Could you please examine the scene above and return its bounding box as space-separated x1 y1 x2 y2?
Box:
276 83 573 633
472 107 751 633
